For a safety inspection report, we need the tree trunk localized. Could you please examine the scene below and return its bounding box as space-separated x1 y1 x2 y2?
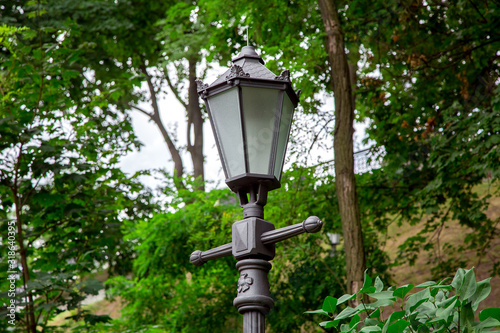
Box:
139 63 185 190
12 148 37 332
318 0 366 299
187 57 205 191
16 210 36 333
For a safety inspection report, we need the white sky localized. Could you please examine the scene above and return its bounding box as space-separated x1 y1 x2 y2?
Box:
118 90 224 190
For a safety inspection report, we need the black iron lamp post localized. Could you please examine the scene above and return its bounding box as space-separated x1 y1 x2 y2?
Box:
191 46 323 333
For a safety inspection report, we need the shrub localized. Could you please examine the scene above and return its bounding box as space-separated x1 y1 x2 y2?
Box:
307 268 500 332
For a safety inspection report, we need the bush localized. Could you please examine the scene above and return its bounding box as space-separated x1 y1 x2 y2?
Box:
307 268 500 332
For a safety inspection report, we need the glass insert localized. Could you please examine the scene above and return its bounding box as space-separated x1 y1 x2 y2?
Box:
207 88 245 178
274 92 294 180
241 86 280 175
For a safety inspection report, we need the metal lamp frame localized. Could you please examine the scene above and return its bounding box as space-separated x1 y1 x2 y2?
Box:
191 46 321 333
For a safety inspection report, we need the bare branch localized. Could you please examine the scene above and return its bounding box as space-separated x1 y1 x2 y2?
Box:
127 103 154 119
139 61 185 184
165 70 188 109
139 64 160 117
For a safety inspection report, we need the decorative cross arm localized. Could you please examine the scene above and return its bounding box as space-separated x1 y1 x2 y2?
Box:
190 243 232 266
190 216 323 266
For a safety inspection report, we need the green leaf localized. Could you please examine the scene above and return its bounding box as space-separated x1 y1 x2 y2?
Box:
77 278 104 296
473 317 500 331
460 302 475 328
320 320 340 329
370 308 381 319
479 308 500 322
433 296 458 324
437 295 458 309
365 318 379 326
338 293 356 305
471 278 491 311
305 309 329 316
368 291 396 300
340 323 356 332
415 301 436 318
364 298 395 309
451 268 465 291
387 310 406 324
416 281 437 288
406 288 431 313
336 307 360 321
323 296 338 314
387 319 410 333
350 314 361 328
374 276 384 292
359 325 382 332
382 310 405 333
459 268 477 301
394 284 414 299
359 270 375 293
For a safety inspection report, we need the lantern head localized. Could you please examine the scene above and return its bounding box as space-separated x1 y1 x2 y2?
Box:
197 46 299 194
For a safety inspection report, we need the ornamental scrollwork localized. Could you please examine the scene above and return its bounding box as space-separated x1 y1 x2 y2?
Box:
237 273 254 293
274 69 290 81
195 79 209 92
226 65 250 80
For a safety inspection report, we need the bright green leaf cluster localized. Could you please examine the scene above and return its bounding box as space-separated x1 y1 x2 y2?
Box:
308 268 500 333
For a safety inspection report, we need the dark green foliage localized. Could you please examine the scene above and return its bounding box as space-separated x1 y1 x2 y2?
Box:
0 4 152 331
349 0 500 277
105 185 243 332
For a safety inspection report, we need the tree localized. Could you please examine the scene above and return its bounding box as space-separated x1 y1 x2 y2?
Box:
206 0 500 281
0 5 151 331
157 1 209 189
347 0 500 277
105 169 347 332
104 164 390 332
317 0 366 299
50 0 209 191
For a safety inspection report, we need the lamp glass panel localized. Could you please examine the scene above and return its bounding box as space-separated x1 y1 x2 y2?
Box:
207 88 245 178
241 86 280 175
274 92 294 180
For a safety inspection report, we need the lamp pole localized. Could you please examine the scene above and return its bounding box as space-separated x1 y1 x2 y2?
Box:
191 189 322 332
191 46 323 332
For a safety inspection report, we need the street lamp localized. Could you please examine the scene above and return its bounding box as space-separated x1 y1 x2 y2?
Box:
197 46 299 218
192 46 323 333
327 232 341 256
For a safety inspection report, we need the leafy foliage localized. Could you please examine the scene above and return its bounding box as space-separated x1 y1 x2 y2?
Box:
308 268 500 333
2 1 498 332
102 167 390 332
105 185 244 332
0 3 153 331
348 0 500 277
209 0 500 278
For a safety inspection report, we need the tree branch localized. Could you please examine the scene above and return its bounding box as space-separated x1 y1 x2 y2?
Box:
165 70 188 109
27 219 67 248
127 103 154 119
467 0 488 22
139 61 185 184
